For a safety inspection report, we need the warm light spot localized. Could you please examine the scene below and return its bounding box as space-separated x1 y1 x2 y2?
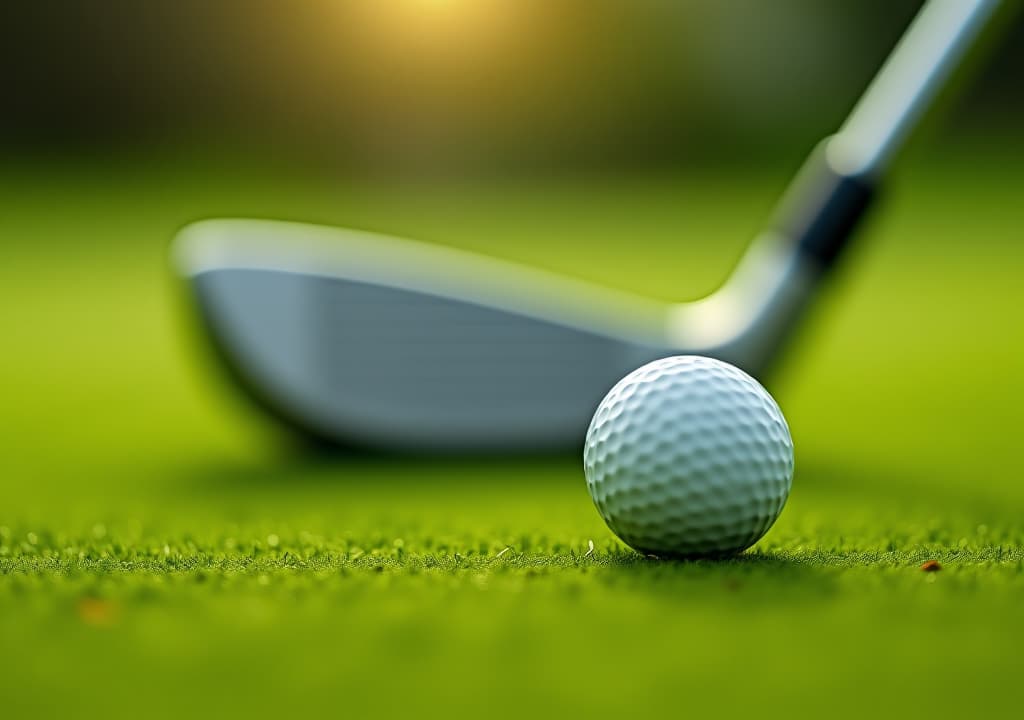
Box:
337 0 520 54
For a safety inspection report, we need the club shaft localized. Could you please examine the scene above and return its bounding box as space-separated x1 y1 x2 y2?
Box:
703 0 1002 376
779 0 1001 269
833 0 1001 177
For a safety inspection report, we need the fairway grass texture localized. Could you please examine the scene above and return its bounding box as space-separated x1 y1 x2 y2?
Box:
2 147 1022 718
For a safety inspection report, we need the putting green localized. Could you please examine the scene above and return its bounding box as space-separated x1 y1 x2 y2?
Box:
1 147 1022 718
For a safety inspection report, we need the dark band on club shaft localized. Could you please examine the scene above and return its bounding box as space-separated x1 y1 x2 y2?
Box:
772 141 877 269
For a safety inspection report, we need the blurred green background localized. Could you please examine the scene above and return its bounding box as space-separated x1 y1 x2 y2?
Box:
6 0 1024 170
2 2 1023 718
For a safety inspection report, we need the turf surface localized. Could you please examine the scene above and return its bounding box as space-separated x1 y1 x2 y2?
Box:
2 146 1023 718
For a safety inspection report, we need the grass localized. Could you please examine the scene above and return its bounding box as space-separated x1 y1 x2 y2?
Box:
1 143 1023 718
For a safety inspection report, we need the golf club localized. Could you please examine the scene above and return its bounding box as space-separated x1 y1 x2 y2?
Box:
173 0 1000 451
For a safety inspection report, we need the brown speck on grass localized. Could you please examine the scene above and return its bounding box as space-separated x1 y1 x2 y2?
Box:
920 559 942 572
77 597 119 627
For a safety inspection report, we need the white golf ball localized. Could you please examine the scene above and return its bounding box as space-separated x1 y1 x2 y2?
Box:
584 355 794 557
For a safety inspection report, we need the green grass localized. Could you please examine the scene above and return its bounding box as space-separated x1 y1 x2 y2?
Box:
2 145 1023 718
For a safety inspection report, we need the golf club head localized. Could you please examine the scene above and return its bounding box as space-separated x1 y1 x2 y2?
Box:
174 220 672 451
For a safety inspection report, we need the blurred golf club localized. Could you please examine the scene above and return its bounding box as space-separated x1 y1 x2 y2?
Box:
174 0 1002 452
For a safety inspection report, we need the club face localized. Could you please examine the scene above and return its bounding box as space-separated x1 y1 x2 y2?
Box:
190 265 667 451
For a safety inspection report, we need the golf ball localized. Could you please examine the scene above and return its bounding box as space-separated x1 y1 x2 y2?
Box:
584 356 793 557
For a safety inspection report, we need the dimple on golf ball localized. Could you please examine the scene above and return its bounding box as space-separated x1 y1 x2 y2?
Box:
584 355 794 557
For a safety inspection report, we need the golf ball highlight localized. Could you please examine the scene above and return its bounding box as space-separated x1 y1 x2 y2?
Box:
584 356 793 557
